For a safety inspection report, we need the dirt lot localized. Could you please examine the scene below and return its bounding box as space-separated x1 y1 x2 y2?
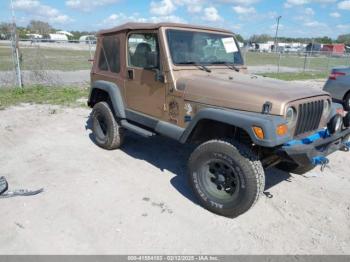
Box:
0 102 350 255
0 70 90 87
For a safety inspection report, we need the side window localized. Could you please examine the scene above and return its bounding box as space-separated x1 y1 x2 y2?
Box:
128 33 159 69
98 35 120 73
98 41 109 71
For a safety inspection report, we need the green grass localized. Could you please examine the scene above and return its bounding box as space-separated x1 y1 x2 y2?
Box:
0 45 93 71
0 86 89 109
258 71 329 81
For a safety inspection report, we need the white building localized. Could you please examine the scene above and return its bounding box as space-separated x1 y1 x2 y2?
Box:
258 41 274 52
79 35 96 43
237 42 244 48
49 34 68 42
56 30 73 37
26 33 42 39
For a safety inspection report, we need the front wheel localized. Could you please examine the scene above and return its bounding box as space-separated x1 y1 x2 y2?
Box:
188 140 265 218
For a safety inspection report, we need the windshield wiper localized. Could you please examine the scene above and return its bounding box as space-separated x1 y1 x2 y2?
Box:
210 61 240 72
179 61 212 73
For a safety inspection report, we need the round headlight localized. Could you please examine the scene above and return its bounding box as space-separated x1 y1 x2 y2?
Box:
286 107 296 124
328 115 343 134
335 116 342 131
323 99 331 117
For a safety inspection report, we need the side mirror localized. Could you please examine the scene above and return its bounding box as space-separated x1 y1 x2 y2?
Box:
154 68 165 83
145 67 165 83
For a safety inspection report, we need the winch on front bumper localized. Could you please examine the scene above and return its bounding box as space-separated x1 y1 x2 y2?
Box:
278 128 350 168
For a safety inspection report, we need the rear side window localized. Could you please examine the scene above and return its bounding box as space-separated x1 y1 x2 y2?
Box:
98 36 120 73
98 44 109 71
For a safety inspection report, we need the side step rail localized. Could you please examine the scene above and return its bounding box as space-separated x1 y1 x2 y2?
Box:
120 120 155 138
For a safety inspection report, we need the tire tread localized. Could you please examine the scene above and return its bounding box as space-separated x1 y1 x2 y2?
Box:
188 139 265 218
91 102 124 150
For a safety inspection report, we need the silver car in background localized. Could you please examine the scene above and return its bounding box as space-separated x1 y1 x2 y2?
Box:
323 67 350 111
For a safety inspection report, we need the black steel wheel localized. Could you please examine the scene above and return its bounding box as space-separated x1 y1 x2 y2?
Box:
188 140 265 218
200 159 241 203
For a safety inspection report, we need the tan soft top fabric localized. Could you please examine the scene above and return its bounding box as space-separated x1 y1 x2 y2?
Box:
97 22 233 36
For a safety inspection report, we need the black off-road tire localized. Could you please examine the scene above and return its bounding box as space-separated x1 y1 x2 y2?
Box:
188 140 265 218
91 102 124 150
276 162 315 175
344 93 350 111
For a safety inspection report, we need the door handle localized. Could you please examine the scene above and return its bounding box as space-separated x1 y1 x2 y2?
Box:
128 69 134 80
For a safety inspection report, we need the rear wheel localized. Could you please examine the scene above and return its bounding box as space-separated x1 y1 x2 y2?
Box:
188 140 265 218
91 102 124 150
344 93 350 111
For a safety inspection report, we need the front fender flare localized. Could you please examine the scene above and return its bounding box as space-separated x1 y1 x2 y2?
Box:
180 108 290 147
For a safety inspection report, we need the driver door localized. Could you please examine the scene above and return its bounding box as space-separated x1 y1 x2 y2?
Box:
125 31 165 119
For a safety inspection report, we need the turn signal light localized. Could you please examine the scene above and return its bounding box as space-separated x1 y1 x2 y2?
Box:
276 124 288 136
329 72 346 80
336 108 346 117
253 126 264 140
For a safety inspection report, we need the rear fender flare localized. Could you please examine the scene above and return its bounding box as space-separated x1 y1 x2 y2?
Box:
89 80 126 119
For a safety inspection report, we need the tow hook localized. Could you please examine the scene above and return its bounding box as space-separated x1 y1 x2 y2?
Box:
312 156 330 172
341 141 350 152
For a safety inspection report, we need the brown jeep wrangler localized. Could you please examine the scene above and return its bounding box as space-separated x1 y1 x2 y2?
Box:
88 22 350 218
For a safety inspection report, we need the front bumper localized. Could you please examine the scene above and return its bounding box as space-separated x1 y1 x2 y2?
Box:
278 128 350 167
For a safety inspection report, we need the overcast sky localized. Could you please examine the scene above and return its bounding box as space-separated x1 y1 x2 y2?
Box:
1 0 349 38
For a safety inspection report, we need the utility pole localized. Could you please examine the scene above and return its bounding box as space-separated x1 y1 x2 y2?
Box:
274 16 282 53
10 0 22 88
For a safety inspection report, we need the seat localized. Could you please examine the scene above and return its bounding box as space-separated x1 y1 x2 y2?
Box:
131 43 152 68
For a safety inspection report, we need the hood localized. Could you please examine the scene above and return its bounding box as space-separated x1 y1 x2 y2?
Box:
179 72 329 115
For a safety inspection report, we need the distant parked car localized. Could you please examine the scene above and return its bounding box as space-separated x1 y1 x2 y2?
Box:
323 67 350 111
306 43 322 53
284 45 299 53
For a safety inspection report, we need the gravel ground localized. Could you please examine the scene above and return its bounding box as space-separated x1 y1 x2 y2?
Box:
0 70 90 87
0 103 350 254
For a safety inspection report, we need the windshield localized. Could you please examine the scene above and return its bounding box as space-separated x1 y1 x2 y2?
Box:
166 29 244 66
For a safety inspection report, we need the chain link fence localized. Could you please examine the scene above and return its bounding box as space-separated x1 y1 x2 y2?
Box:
0 39 95 88
1 40 350 88
242 49 350 75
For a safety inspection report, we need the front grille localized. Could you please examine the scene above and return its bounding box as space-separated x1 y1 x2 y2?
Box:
294 100 324 136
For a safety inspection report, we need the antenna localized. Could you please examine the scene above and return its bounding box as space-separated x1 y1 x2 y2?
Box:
274 16 282 53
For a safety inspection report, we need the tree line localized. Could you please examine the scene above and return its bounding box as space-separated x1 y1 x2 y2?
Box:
0 20 349 45
0 20 95 40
